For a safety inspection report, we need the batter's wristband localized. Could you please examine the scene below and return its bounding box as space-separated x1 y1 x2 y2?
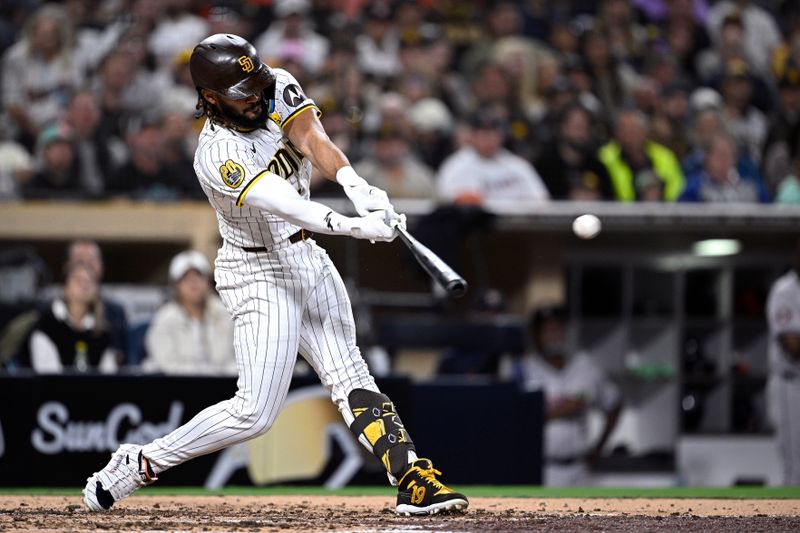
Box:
336 166 367 188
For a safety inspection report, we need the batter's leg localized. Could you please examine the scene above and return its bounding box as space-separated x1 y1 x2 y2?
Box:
84 248 306 510
297 246 467 515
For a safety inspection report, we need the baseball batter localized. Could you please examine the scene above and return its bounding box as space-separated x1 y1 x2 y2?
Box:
83 34 467 516
766 247 800 485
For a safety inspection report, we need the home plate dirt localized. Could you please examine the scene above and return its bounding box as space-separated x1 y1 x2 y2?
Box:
2 495 799 532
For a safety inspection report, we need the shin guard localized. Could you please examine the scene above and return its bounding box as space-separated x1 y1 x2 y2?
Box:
348 389 415 478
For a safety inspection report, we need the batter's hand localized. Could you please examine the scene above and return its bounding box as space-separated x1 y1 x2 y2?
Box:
349 210 396 242
344 182 394 216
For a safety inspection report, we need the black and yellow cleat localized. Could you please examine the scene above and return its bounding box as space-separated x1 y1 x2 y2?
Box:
396 459 468 515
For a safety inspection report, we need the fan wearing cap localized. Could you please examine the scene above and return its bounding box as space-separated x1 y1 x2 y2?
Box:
717 58 768 165
23 122 83 200
142 251 235 376
436 111 550 204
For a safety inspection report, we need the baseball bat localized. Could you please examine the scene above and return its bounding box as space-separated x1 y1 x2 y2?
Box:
394 225 468 298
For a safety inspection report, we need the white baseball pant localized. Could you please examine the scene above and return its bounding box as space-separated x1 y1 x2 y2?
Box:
142 239 379 471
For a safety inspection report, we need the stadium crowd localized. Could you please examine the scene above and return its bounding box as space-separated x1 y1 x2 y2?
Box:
0 0 799 205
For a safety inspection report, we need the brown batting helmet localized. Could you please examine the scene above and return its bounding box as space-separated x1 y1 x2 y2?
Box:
190 34 274 99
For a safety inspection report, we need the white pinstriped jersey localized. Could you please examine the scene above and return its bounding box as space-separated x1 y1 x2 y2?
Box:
193 68 318 248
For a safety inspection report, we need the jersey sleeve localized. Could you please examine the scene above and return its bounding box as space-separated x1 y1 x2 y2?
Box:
268 68 320 129
194 138 271 208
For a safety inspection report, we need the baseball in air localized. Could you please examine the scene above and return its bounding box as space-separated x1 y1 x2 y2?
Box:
572 214 602 239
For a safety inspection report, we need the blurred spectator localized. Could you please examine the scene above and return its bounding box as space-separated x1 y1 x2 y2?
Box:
697 11 750 82
407 97 455 170
460 2 528 79
254 0 329 76
598 109 685 201
94 50 137 142
23 123 83 200
148 0 207 74
651 80 693 159
160 111 203 199
763 64 800 194
468 61 516 115
580 28 639 117
437 112 550 204
683 107 761 184
535 71 604 149
718 58 768 164
355 1 401 80
160 47 202 119
774 169 800 204
64 90 114 197
595 0 648 69
630 75 660 116
547 20 582 60
362 91 414 140
464 58 540 161
492 37 557 122
67 239 129 363
0 134 34 200
0 1 27 56
67 0 128 77
206 4 252 39
771 11 800 82
535 103 614 200
1 4 80 148
504 305 621 486
143 250 235 376
93 38 169 148
411 27 468 115
656 0 712 83
707 0 781 76
108 113 195 200
26 262 116 373
679 132 769 203
765 243 800 485
353 121 435 199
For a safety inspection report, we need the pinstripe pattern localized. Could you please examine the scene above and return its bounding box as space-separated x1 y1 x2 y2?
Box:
141 70 380 472
143 238 378 470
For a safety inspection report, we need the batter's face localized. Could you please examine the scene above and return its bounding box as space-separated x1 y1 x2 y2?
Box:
204 90 269 129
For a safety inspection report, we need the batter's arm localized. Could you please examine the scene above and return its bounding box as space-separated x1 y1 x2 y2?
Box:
283 106 349 179
283 108 395 216
241 171 395 241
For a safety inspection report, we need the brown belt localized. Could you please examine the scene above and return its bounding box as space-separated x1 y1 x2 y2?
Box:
241 229 311 252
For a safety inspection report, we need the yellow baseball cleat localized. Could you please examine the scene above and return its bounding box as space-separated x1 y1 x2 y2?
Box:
395 459 468 515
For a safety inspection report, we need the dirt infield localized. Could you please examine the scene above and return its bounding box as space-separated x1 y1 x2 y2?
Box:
2 495 800 532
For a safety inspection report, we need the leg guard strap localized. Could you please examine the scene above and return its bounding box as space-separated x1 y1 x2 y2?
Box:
348 389 415 478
